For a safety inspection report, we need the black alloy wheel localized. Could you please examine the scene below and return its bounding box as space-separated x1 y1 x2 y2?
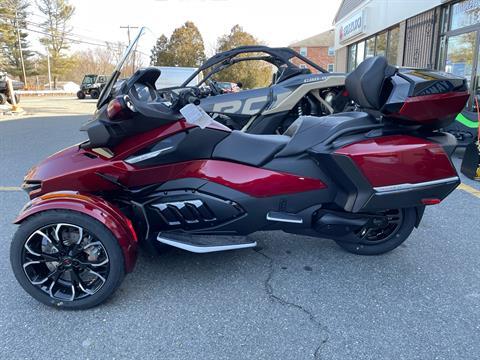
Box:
11 210 125 309
335 208 416 255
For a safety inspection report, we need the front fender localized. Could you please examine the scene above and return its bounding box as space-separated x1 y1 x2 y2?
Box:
14 191 138 272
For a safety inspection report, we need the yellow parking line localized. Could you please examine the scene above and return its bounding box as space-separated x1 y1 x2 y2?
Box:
457 183 480 199
0 186 21 192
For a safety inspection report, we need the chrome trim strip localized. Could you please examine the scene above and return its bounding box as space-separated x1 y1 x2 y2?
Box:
157 236 256 253
125 146 174 164
373 176 459 194
266 212 303 224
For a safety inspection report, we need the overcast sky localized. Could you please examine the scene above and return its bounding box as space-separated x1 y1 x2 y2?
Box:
29 0 342 56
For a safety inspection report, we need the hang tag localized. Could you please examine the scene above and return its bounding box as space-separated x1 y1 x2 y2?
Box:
180 104 214 129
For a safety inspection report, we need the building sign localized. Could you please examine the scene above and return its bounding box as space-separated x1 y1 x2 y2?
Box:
339 10 366 43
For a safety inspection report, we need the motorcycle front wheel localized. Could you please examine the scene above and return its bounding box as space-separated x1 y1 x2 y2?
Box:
335 208 416 255
10 210 125 310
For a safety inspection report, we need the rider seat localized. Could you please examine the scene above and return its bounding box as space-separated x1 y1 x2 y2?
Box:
212 131 290 166
212 112 377 166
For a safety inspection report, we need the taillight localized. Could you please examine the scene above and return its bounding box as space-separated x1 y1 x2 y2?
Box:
421 198 442 205
107 96 132 121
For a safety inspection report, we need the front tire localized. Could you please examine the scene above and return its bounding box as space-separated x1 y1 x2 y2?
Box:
335 208 416 255
0 93 7 105
10 210 125 309
76 90 85 99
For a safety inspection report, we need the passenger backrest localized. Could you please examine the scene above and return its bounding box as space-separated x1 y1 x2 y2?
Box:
345 56 396 110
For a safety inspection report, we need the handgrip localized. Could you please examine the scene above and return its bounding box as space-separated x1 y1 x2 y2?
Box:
187 95 201 105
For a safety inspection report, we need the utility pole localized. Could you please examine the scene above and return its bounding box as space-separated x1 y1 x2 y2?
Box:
14 9 28 89
120 25 139 74
46 48 52 90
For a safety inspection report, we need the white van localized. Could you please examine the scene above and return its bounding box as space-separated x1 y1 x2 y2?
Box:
154 66 202 89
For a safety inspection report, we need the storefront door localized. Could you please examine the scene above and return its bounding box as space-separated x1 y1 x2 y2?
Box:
445 30 479 110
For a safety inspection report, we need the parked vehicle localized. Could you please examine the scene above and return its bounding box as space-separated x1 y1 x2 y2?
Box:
77 74 108 100
0 71 23 105
216 81 241 94
171 46 350 134
447 109 479 146
10 29 468 309
153 66 201 89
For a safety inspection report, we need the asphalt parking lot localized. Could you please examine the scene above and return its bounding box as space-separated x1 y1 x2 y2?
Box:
0 100 479 359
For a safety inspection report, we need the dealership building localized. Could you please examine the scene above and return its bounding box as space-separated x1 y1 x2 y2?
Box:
333 0 480 112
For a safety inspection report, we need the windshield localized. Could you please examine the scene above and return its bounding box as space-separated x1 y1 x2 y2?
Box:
82 75 97 84
97 27 155 109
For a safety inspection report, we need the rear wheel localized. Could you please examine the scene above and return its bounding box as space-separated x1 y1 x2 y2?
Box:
0 93 7 105
10 210 125 309
89 89 99 99
76 90 85 99
335 208 416 255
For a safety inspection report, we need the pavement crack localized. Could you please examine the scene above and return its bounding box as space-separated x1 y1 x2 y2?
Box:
253 248 329 359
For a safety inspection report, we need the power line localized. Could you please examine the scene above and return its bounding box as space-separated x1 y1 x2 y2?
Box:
0 13 125 48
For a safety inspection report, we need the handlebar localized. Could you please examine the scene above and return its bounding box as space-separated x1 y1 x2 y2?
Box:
171 89 201 110
187 95 201 106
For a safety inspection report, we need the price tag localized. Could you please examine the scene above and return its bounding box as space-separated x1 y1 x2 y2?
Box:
180 104 214 129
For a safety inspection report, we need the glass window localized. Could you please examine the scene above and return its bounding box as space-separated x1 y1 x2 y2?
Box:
376 32 387 57
327 63 335 72
445 31 476 87
450 0 480 30
299 47 308 56
387 27 400 65
347 44 357 71
365 37 376 58
356 41 365 66
328 47 335 56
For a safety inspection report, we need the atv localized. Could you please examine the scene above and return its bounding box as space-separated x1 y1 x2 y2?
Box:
180 47 475 142
77 74 108 100
165 46 350 134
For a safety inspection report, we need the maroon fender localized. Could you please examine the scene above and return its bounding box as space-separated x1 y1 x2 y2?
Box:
14 191 138 272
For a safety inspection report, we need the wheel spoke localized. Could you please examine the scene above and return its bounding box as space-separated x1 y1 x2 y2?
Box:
48 271 62 298
88 270 106 284
40 253 61 262
77 258 109 268
70 269 94 296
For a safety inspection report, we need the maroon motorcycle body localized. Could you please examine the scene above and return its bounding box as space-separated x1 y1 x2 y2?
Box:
11 56 468 309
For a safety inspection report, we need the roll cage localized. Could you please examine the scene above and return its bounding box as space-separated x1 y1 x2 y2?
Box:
181 45 328 88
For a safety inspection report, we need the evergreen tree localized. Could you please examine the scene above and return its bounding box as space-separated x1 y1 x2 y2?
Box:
0 0 35 83
150 34 172 66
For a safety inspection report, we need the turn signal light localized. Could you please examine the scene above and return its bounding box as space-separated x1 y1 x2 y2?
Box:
107 96 132 121
421 198 441 205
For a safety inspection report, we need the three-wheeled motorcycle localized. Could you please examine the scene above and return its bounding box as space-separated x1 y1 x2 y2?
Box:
10 29 469 309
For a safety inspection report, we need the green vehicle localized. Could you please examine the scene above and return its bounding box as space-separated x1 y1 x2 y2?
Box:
77 74 108 100
447 109 479 146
